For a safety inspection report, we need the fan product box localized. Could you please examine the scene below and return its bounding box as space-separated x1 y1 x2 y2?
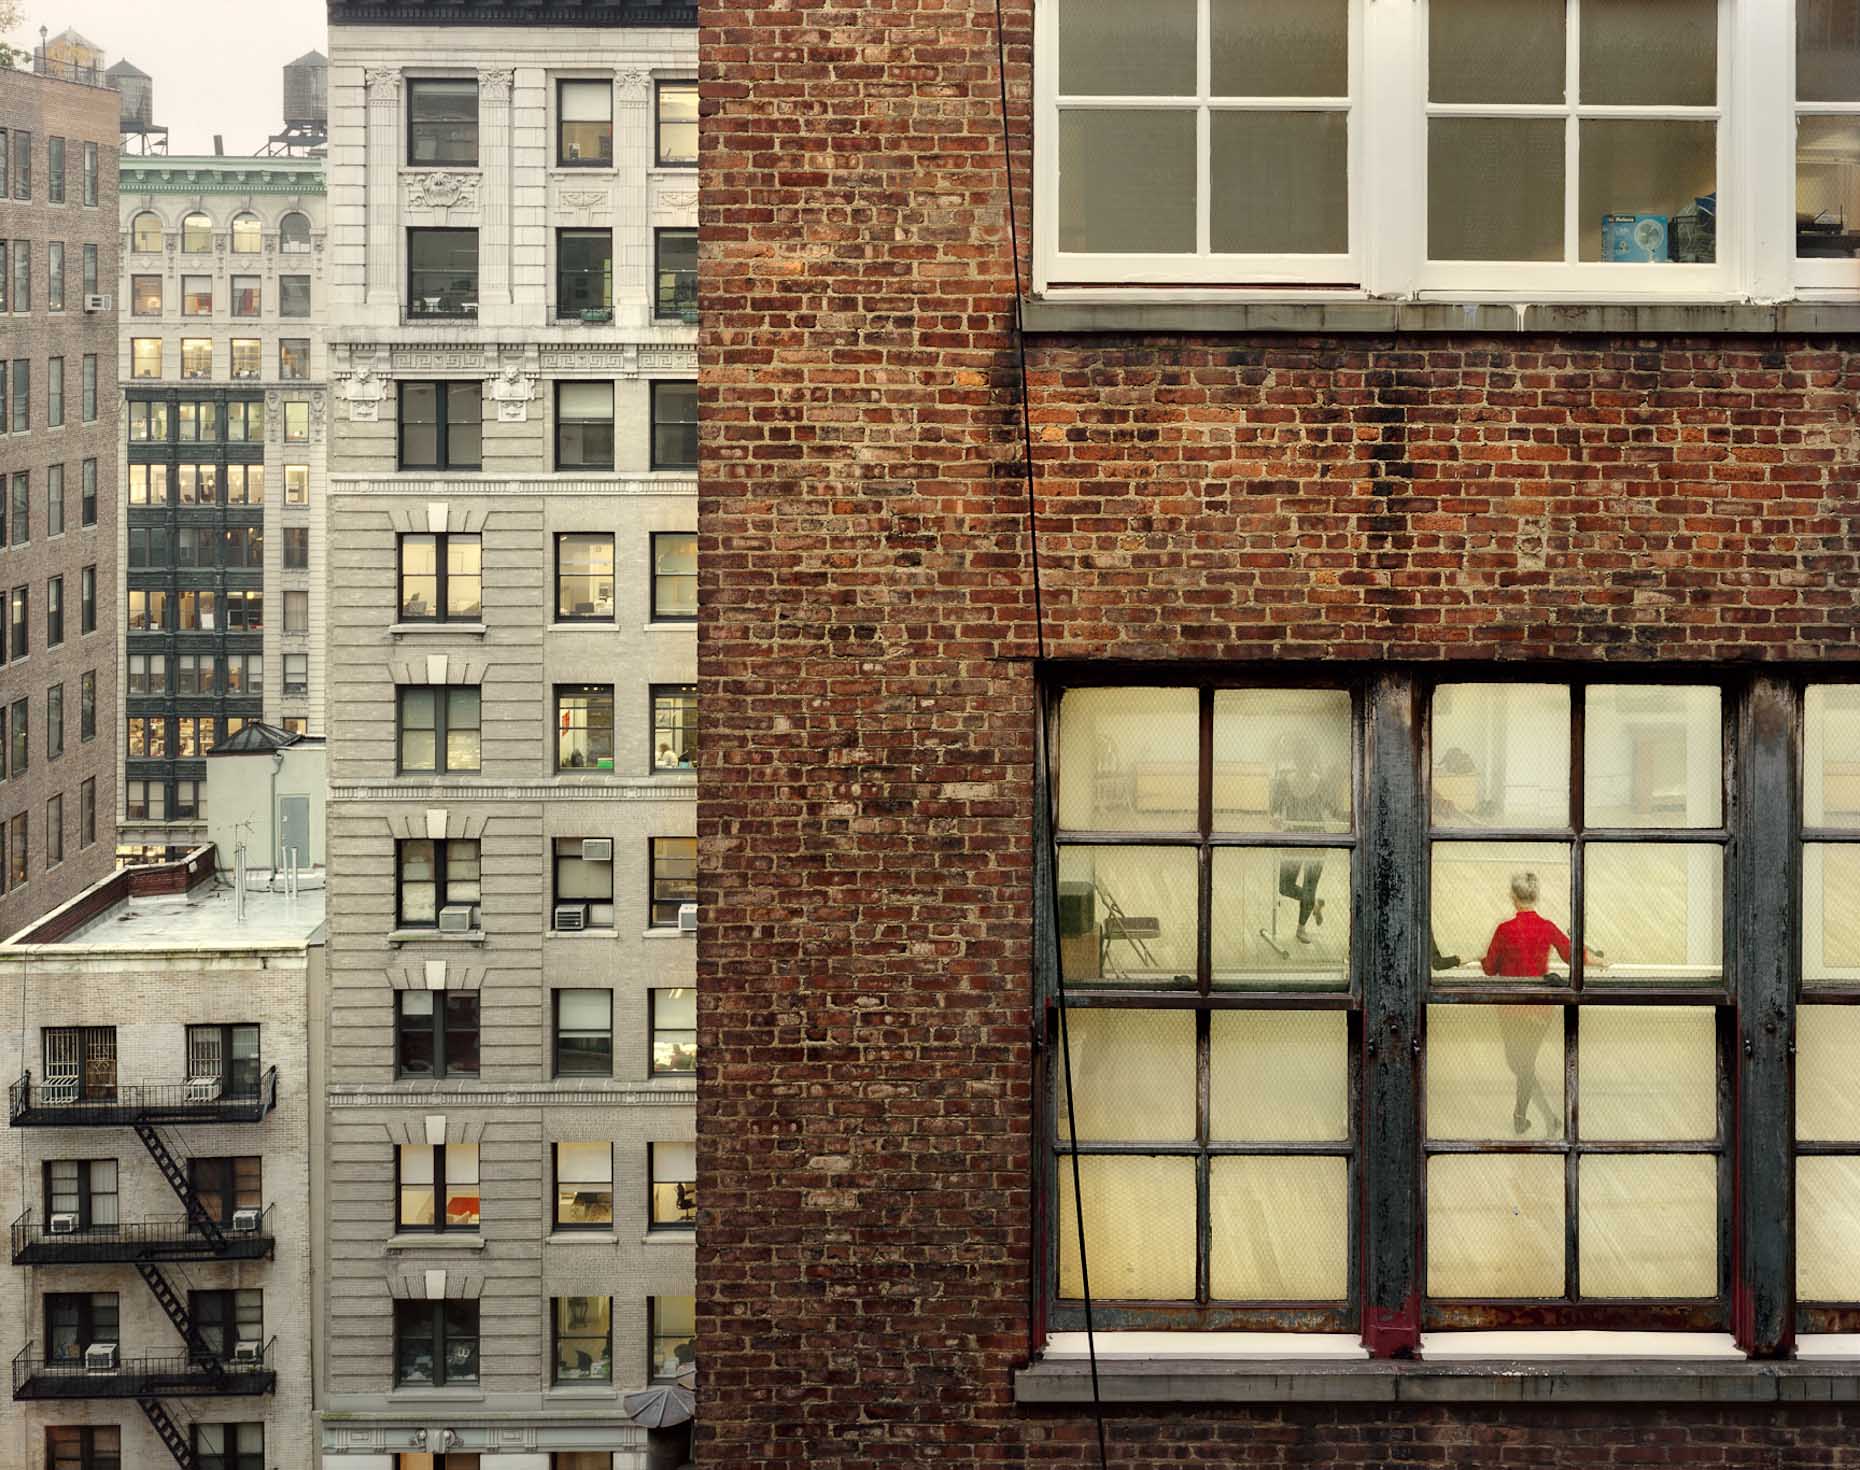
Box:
1602 213 1670 262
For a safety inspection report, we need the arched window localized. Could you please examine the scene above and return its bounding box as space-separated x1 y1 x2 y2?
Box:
230 213 262 254
131 211 163 254
181 212 213 254
280 212 312 254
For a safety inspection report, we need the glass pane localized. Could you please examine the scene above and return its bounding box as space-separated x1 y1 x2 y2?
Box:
1211 688 1350 834
1429 0 1565 104
1806 686 1860 826
1800 0 1860 101
1057 0 1196 95
1802 845 1860 984
1211 0 1347 96
1210 847 1350 988
1058 110 1197 254
1057 845 1198 984
1058 1008 1196 1143
1583 844 1722 983
558 1140 610 1184
1211 112 1348 255
1798 117 1860 259
1426 1004 1564 1141
1579 1006 1716 1141
1430 841 1572 981
1057 687 1200 831
1427 1154 1565 1297
1798 1156 1860 1300
1581 0 1716 107
1578 1154 1716 1298
1583 686 1721 828
1579 120 1718 264
1432 684 1570 827
1210 1009 1348 1141
1429 118 1565 261
1798 1007 1860 1141
1057 1155 1196 1300
1210 1157 1349 1299
557 990 610 1028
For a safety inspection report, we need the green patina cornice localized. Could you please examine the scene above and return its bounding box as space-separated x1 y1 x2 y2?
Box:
121 158 325 195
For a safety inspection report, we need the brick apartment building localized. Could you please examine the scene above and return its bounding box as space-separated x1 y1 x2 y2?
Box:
0 65 119 940
701 1 1860 1465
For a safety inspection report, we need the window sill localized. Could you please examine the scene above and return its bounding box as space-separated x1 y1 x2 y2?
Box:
388 623 488 640
543 1385 619 1401
643 1231 694 1247
547 1231 618 1245
1014 1332 1860 1406
551 621 620 632
385 1233 485 1251
1020 295 1860 338
549 928 617 940
641 928 694 941
387 928 485 946
388 1388 486 1404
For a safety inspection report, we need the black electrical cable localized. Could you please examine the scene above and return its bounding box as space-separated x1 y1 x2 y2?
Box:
991 4 1110 1465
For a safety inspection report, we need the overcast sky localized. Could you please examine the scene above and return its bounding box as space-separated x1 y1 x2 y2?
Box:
9 0 327 156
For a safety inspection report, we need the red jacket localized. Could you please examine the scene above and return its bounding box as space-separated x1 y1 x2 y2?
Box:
1481 909 1572 978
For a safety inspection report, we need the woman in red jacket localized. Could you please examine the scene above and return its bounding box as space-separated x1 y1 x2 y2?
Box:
1482 871 1604 1135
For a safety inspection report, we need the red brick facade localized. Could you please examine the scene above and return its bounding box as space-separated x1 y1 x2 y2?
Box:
697 1 1860 1462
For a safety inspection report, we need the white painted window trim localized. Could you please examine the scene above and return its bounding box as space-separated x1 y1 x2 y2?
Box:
1033 0 1860 304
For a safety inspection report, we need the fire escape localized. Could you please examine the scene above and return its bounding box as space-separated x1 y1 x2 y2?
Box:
9 1059 281 1469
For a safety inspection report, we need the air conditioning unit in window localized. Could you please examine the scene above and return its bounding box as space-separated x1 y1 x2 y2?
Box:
554 906 586 932
85 1343 118 1371
185 1075 223 1104
232 1340 264 1365
581 838 613 864
677 903 697 934
231 1208 262 1233
48 1212 79 1234
83 293 110 313
437 905 475 934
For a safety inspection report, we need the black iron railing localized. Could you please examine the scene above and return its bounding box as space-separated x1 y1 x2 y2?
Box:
9 1067 278 1126
11 1208 275 1265
13 1337 277 1399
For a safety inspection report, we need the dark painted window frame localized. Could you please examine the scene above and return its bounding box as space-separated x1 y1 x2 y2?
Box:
1034 667 1810 1360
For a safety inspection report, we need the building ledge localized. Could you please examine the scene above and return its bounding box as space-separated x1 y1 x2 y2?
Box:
384 1233 485 1251
388 623 488 640
1020 297 1860 338
547 1231 618 1245
387 928 484 947
1014 1333 1860 1406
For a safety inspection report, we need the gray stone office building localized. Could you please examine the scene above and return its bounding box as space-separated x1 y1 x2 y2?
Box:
117 156 329 858
318 2 698 1466
0 64 121 939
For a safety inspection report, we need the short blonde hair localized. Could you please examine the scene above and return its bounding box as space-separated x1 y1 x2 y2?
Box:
1510 871 1540 905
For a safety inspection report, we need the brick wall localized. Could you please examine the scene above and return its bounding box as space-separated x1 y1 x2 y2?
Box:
697 1 1860 1464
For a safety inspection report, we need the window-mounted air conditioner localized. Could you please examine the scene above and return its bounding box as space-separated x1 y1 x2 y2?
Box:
85 1342 118 1371
231 1340 264 1365
437 905 475 934
554 906 586 932
185 1075 223 1104
231 1208 262 1233
677 903 697 934
48 1212 79 1234
83 294 110 313
581 838 612 864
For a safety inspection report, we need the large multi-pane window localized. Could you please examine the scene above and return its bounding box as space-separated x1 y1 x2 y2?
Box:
1039 0 1860 300
554 1142 614 1229
407 229 479 318
396 838 482 929
656 81 698 165
45 1158 117 1230
554 990 613 1077
557 229 614 316
396 992 479 1079
1040 673 1860 1348
651 532 696 622
553 837 615 928
398 533 482 623
558 79 614 165
397 1143 480 1233
189 1157 262 1226
46 1426 120 1470
552 1296 613 1384
398 686 482 774
655 228 698 322
399 382 482 470
650 989 696 1075
131 211 162 253
651 381 699 470
230 212 262 254
650 837 697 928
556 685 615 772
555 382 615 470
652 685 697 771
192 1423 263 1470
394 1300 478 1387
409 78 479 165
649 1142 697 1229
555 533 614 622
648 1296 695 1380
181 211 212 253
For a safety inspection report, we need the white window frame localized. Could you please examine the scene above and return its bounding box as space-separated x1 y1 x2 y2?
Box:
1034 0 1860 304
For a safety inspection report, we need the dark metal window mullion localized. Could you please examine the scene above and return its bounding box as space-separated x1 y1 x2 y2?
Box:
1195 688 1214 1305
1564 1002 1581 1305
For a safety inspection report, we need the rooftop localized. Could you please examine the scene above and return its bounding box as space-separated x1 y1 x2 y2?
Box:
53 881 326 950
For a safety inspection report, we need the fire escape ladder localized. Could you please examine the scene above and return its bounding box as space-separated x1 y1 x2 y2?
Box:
139 1397 196 1469
133 1122 226 1251
133 1260 223 1374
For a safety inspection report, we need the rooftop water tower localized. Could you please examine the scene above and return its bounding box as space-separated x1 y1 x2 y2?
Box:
263 51 328 157
108 60 168 156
